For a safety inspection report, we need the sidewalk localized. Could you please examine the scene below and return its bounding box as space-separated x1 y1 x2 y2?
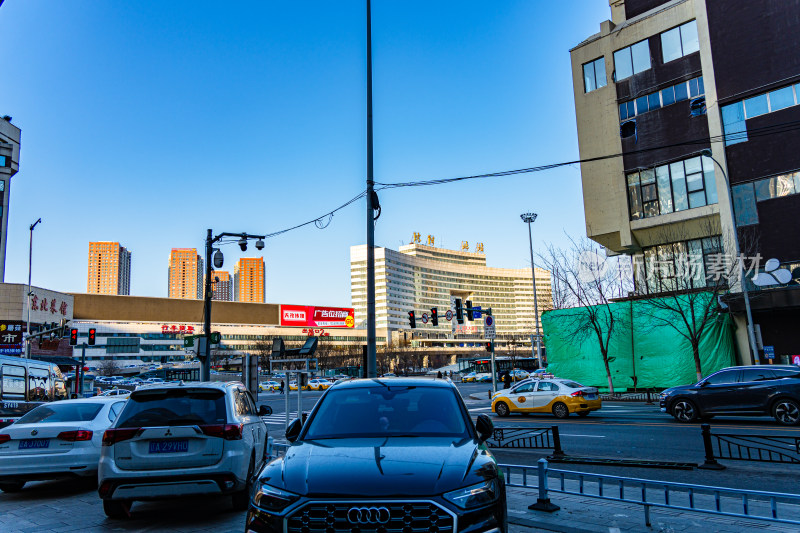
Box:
505 486 799 533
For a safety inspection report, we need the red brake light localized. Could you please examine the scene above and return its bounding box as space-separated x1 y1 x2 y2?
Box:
57 430 93 442
200 424 243 440
102 427 139 446
571 390 584 397
0 434 10 444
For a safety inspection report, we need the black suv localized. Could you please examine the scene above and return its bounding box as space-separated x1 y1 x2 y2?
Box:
246 378 506 533
660 365 800 425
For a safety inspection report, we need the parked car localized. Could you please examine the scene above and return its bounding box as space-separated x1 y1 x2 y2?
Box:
660 365 800 425
245 378 506 532
98 382 270 517
0 397 127 492
492 377 601 418
100 389 130 397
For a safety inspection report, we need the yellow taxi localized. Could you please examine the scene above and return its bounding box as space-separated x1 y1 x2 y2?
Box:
288 381 309 391
491 376 601 419
308 379 332 391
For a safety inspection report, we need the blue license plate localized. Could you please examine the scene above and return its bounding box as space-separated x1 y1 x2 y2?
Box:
19 439 50 450
148 439 189 453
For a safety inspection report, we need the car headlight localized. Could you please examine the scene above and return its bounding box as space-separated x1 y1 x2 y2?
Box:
252 482 300 512
443 478 499 509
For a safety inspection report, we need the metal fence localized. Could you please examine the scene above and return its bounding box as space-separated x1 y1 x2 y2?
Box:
503 459 800 527
487 426 564 456
702 423 800 465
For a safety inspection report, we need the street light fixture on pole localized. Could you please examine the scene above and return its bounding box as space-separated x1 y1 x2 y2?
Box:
520 213 543 367
202 229 266 381
364 0 377 378
701 149 760 364
26 218 42 359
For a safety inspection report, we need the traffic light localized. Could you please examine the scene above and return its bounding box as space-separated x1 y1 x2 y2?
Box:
210 331 221 344
408 310 416 329
485 341 493 352
88 328 96 346
455 298 463 324
430 308 438 327
466 300 474 321
69 328 78 346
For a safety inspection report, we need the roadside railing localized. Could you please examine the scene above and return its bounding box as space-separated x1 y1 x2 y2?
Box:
701 423 800 466
487 426 564 457
600 389 658 404
503 458 800 527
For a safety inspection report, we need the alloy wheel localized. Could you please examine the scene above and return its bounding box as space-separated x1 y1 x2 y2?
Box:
495 402 510 417
673 400 696 422
774 400 800 425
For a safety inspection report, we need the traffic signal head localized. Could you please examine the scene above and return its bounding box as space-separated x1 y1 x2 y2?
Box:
430 308 438 327
69 328 78 346
88 328 96 346
455 298 463 324
408 310 416 329
485 341 493 352
466 300 474 321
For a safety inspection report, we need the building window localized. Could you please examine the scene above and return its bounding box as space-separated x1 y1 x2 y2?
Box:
637 236 723 294
583 57 607 93
613 39 651 81
627 155 717 220
722 83 800 146
618 77 702 121
660 20 699 63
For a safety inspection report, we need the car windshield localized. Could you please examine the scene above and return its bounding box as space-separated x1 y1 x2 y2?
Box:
116 388 227 428
17 403 104 424
304 386 470 440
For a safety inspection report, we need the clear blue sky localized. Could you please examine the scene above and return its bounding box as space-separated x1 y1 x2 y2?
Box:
1 1 609 306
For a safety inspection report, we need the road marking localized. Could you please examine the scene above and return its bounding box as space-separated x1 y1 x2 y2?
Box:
560 434 606 438
469 407 493 411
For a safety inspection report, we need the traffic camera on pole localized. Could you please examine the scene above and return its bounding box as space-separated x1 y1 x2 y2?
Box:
88 328 96 346
408 311 416 329
465 300 474 321
69 328 78 346
455 299 464 324
430 308 438 326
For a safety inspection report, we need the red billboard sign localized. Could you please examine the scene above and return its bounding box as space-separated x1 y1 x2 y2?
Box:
280 305 355 328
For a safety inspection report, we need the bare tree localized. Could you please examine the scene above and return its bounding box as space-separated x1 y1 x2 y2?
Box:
538 236 627 394
97 359 121 377
252 338 272 372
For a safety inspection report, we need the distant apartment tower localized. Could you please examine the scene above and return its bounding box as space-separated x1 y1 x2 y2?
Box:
0 117 21 282
212 270 232 301
87 242 131 295
167 248 203 300
234 257 265 303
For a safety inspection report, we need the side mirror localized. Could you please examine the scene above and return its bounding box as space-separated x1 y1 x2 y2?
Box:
286 418 303 443
475 414 493 442
258 405 272 416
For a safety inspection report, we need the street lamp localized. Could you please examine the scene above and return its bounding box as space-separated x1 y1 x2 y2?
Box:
202 229 267 381
520 213 543 367
26 218 42 358
701 149 760 364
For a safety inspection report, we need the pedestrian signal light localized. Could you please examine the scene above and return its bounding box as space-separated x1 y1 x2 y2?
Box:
69 328 78 346
88 328 96 346
430 308 438 327
408 311 416 329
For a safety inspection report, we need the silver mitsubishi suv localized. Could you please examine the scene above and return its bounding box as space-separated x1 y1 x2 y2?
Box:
98 381 269 518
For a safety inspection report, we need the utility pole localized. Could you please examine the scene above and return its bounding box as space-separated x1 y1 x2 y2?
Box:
202 229 213 381
365 0 377 378
26 218 42 358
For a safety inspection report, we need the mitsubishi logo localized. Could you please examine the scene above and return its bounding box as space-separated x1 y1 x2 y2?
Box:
164 429 172 437
347 506 390 524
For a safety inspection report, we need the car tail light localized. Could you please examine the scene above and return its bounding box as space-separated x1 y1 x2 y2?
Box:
200 424 243 440
102 427 140 446
57 430 93 442
0 434 10 444
571 390 584 397
98 480 113 498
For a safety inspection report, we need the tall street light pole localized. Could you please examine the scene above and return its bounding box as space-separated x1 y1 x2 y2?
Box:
365 0 377 377
26 218 42 358
521 213 542 367
701 149 760 364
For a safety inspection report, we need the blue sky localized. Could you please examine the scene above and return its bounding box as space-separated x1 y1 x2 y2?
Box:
1 1 609 306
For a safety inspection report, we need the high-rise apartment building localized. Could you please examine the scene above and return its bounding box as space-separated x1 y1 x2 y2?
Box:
87 242 131 295
234 257 265 303
0 117 21 282
350 242 552 343
570 0 800 361
167 248 203 300
212 270 232 301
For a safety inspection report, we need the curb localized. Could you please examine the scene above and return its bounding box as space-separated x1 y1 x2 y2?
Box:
507 513 608 533
469 392 492 401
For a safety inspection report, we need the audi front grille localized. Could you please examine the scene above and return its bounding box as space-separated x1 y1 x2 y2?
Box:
286 501 456 533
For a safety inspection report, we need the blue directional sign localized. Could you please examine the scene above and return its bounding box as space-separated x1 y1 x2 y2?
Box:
764 345 775 360
472 306 481 319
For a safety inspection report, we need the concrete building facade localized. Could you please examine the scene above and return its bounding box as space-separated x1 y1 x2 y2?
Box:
0 118 21 282
570 0 800 362
167 248 203 300
234 257 265 303
87 242 131 295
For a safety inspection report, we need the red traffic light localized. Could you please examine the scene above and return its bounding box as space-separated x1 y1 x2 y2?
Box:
485 342 493 352
430 307 439 327
408 310 416 329
88 328 96 346
69 328 78 346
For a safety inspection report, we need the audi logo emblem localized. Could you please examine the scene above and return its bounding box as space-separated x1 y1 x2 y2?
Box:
347 506 390 524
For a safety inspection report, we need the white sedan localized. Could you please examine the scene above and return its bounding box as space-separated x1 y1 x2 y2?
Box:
0 397 127 492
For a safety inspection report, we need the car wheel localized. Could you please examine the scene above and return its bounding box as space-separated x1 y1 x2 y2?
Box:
773 399 800 426
552 402 569 419
232 457 255 511
577 411 590 417
672 399 698 423
0 481 25 493
495 401 510 417
103 500 132 519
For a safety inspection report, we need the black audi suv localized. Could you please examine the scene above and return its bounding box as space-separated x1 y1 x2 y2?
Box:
245 378 506 533
660 365 800 425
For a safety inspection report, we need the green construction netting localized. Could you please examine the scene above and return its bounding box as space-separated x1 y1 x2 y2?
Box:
542 292 736 391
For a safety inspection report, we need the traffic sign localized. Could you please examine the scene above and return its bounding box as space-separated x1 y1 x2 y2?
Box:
484 315 496 339
445 310 453 322
764 345 775 360
421 313 429 325
472 306 482 319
